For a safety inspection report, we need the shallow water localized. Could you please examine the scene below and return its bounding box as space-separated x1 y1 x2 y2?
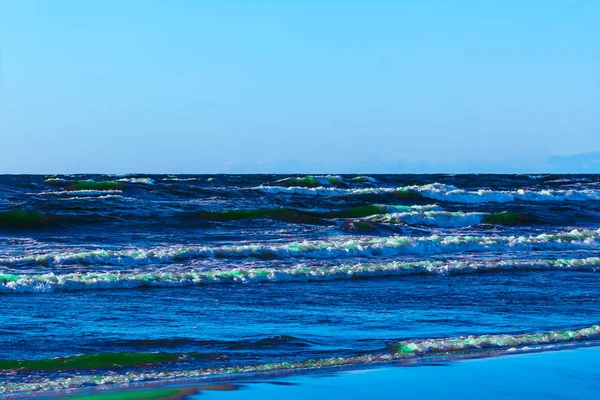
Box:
199 347 600 400
2 174 600 396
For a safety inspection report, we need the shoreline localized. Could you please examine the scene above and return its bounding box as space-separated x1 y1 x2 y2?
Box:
5 341 600 399
51 385 238 400
197 346 600 400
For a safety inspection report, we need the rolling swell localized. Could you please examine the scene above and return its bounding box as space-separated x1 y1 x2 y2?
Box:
0 211 51 227
5 174 600 396
67 180 126 191
393 324 600 357
0 352 209 372
275 175 348 188
0 211 75 228
273 175 378 188
0 205 537 231
368 211 531 227
3 228 599 267
0 210 130 230
3 257 600 293
185 205 536 230
111 335 312 351
254 183 600 203
189 204 436 222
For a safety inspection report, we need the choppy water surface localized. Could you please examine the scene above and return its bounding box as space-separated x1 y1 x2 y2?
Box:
2 174 600 396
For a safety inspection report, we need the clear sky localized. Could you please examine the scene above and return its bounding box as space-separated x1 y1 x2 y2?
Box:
0 0 598 173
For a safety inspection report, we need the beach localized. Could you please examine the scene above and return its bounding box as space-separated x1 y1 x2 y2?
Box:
39 346 600 399
3 174 600 398
200 347 600 400
3 0 598 397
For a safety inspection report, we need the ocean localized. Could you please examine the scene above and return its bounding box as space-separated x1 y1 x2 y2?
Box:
2 173 600 397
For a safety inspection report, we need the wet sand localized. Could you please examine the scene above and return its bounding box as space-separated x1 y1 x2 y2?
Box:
51 385 237 400
44 346 600 399
195 347 600 400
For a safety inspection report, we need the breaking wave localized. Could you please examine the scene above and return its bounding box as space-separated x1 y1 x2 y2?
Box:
254 183 600 203
2 257 600 293
3 229 599 267
3 324 599 395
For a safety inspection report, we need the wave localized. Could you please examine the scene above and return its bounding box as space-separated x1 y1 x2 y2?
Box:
392 325 600 357
0 352 193 372
224 335 313 350
3 205 482 231
370 211 480 228
408 183 600 203
42 179 127 191
351 176 378 183
43 178 69 186
162 177 199 182
369 211 529 227
67 180 127 191
253 185 428 202
254 185 381 196
3 229 600 267
3 324 599 394
482 212 530 224
0 208 135 230
3 257 600 293
190 204 438 223
0 211 74 228
35 189 124 196
274 175 349 188
60 194 130 201
111 335 311 350
326 204 437 219
117 177 155 185
369 211 467 227
4 228 600 267
272 175 378 188
192 208 319 224
0 211 48 227
254 183 600 203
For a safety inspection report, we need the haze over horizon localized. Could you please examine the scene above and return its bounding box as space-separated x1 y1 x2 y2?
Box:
0 1 598 173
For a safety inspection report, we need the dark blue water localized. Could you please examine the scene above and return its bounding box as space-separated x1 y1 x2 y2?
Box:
2 174 600 396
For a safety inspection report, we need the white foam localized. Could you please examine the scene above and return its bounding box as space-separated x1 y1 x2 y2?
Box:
117 178 155 184
2 257 600 293
369 211 485 227
253 182 600 203
411 183 600 203
3 229 600 267
34 190 124 196
3 324 600 395
254 186 391 196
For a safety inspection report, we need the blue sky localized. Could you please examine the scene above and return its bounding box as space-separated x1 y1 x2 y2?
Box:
0 0 598 173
